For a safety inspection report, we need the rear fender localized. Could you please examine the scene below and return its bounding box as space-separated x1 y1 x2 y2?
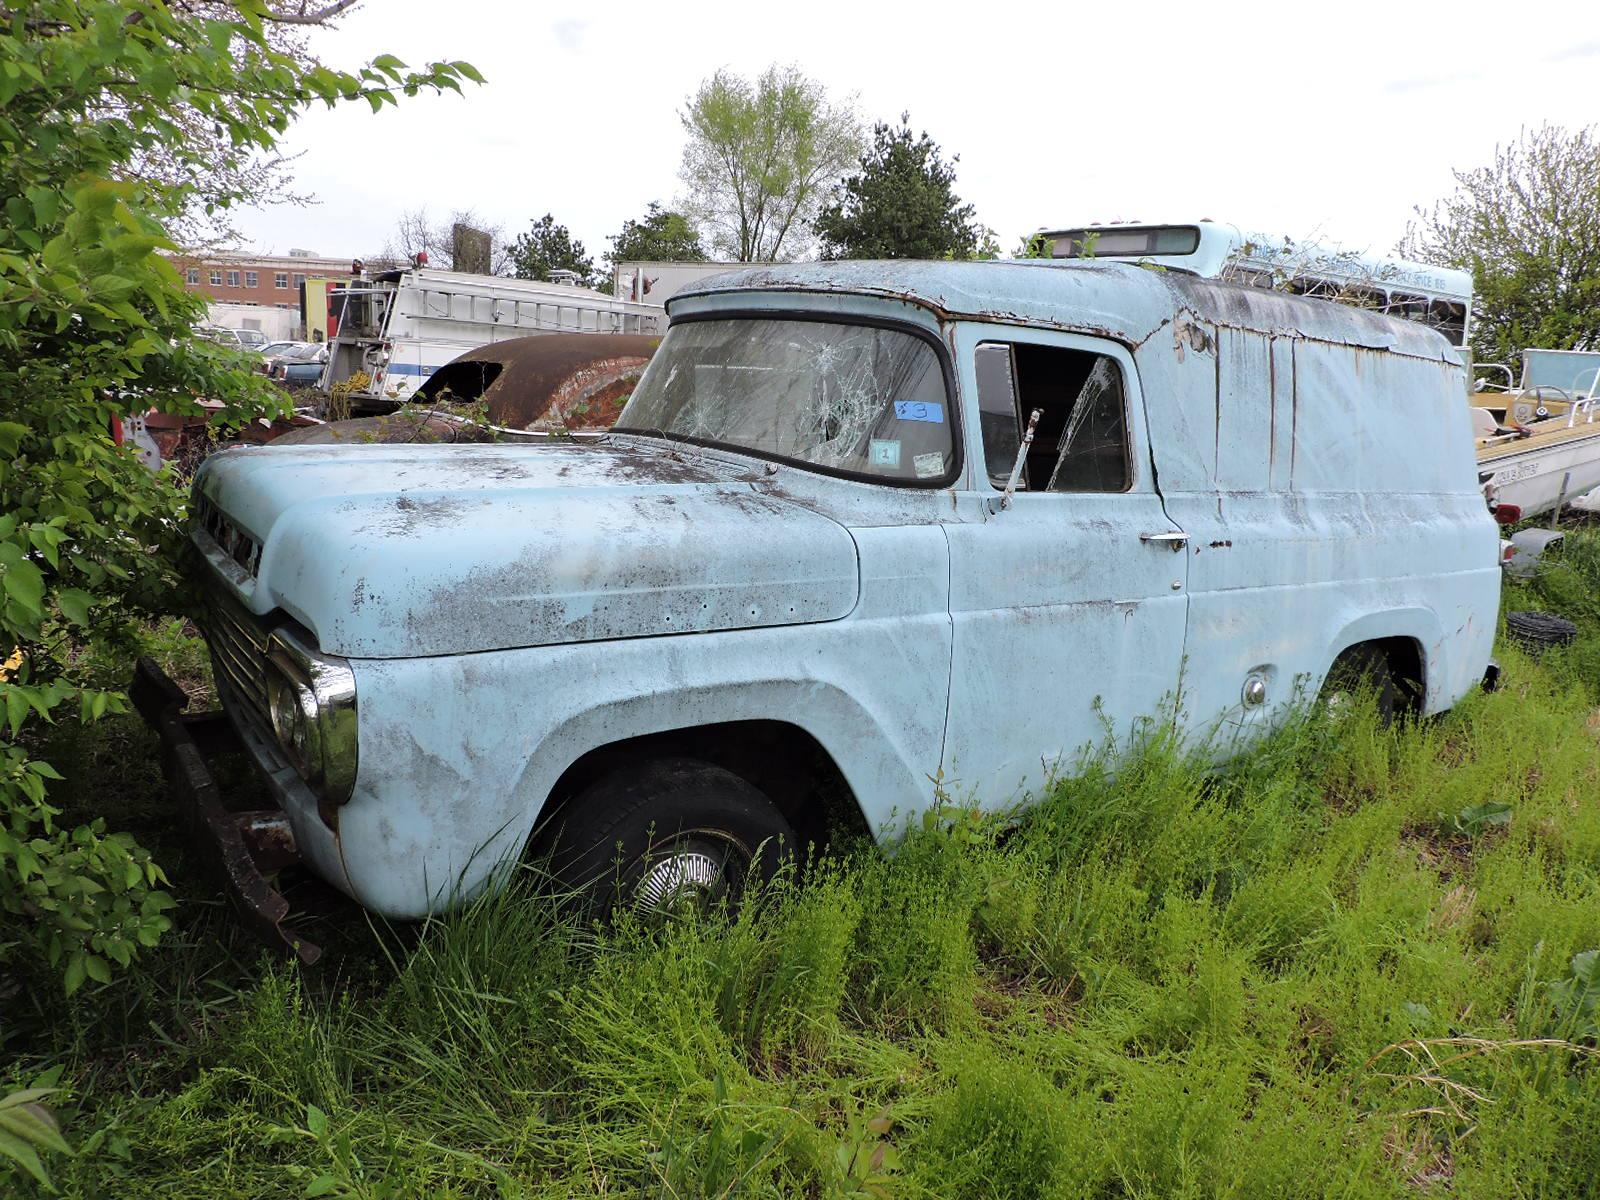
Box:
1322 607 1440 707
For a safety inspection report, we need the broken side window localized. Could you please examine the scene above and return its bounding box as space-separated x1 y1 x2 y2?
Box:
975 341 1131 493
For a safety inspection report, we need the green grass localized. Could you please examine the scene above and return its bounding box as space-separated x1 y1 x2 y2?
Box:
7 537 1600 1197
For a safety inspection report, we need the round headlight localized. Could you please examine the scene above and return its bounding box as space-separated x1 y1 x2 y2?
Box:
267 671 314 775
262 627 357 814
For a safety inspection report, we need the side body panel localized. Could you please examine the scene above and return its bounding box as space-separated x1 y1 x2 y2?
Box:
295 522 952 917
1132 302 1499 740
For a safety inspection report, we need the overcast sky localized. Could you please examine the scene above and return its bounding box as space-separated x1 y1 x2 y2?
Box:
236 0 1600 266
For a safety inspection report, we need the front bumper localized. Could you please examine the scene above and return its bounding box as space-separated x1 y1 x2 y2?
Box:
131 656 322 964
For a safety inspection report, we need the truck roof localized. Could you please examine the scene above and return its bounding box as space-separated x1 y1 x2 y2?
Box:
669 259 1460 364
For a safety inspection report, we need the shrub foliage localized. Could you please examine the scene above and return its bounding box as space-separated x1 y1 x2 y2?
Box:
0 0 476 991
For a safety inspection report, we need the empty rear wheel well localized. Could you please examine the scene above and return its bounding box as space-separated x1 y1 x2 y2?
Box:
1333 636 1425 711
539 721 869 854
1380 637 1424 703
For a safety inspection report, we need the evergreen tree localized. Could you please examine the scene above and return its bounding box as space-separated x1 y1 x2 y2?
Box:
509 214 597 287
816 114 982 261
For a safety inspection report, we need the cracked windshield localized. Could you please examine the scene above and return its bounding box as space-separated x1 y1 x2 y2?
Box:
617 318 952 482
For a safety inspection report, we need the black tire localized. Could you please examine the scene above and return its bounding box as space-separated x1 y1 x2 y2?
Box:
1505 611 1577 654
531 757 794 918
1321 643 1402 725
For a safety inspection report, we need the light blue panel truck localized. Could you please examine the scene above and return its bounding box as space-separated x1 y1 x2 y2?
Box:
135 259 1501 960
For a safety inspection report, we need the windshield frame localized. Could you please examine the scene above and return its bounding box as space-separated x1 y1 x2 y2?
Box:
614 308 962 489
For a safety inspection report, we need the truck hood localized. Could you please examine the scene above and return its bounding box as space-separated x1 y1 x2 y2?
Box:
195 439 861 658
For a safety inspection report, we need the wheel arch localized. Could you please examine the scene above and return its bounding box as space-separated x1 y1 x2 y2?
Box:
507 680 926 859
1322 607 1439 709
534 720 869 854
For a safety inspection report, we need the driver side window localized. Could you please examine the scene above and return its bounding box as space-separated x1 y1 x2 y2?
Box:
974 340 1131 493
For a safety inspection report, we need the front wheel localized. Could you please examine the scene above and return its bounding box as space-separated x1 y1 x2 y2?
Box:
532 757 794 918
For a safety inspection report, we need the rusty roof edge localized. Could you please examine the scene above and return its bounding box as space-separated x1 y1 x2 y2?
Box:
668 275 1161 345
669 278 958 321
1141 306 1460 367
1149 272 1462 367
671 261 1460 367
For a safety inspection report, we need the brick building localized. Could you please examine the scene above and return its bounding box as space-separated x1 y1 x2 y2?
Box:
172 249 357 313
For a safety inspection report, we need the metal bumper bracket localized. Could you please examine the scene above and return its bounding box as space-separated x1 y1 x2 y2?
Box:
131 656 323 964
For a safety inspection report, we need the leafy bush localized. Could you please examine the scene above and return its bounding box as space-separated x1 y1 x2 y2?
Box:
0 2 476 992
0 1084 70 1189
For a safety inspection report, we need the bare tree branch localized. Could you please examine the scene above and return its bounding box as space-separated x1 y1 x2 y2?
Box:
263 0 361 24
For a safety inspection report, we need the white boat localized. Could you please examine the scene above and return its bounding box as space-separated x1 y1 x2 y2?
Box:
1477 414 1600 517
1473 349 1600 519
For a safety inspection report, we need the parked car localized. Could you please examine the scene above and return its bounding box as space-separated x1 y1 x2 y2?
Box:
265 342 328 386
136 259 1500 959
252 341 315 375
198 325 270 351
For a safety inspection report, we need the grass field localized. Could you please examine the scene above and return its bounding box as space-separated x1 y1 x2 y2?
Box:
6 533 1600 1198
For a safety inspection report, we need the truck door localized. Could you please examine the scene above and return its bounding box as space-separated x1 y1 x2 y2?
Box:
940 326 1190 808
1141 324 1296 744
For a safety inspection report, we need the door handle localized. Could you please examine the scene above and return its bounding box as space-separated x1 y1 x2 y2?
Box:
1139 530 1190 551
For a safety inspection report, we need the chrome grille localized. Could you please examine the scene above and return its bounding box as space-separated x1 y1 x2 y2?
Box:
202 589 272 726
193 494 263 580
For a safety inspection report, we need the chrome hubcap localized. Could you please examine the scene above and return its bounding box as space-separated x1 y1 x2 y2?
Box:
632 835 739 916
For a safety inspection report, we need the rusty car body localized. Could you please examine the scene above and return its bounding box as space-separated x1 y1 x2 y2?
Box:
271 334 659 448
141 259 1501 954
410 332 659 429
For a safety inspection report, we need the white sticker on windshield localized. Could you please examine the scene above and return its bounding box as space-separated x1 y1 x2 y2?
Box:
913 451 944 478
869 439 902 469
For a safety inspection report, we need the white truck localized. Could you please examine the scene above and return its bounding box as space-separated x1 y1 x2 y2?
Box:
319 265 665 411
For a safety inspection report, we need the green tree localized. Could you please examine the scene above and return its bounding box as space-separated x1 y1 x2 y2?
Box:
509 214 598 287
1401 124 1600 364
607 202 707 266
679 64 862 262
117 0 353 250
815 114 983 261
0 0 475 994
